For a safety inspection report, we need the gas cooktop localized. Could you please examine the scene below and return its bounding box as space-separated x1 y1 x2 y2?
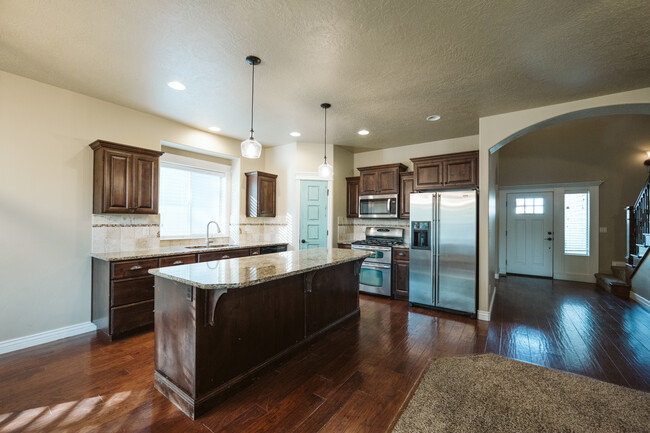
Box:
352 239 402 247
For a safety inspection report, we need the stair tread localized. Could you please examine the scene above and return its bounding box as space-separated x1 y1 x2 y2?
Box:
594 273 631 287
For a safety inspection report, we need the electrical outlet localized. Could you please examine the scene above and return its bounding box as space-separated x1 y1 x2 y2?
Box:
599 227 607 233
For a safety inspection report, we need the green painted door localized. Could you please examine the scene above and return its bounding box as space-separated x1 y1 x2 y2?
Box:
299 180 328 249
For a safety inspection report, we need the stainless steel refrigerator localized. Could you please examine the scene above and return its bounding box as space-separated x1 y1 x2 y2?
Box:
409 191 477 316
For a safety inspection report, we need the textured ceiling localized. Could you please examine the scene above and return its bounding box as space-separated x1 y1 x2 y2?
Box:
1 0 649 152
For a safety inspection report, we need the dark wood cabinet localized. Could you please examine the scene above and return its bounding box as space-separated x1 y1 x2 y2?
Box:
399 172 414 219
197 248 250 262
358 163 408 196
246 171 277 217
411 151 478 191
92 246 287 340
92 257 160 339
346 177 360 218
337 243 352 249
392 248 409 300
90 140 163 214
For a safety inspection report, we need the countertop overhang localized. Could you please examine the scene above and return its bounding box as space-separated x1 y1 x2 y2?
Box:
149 248 371 290
91 242 288 262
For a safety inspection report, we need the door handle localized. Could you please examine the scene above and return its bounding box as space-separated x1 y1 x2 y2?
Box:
545 237 553 241
301 239 306 243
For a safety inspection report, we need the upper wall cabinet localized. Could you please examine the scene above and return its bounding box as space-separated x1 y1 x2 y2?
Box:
346 176 360 218
90 140 164 214
399 172 414 219
358 163 408 196
246 171 277 217
411 151 478 191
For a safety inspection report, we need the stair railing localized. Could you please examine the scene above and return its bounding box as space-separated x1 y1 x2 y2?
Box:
628 173 650 264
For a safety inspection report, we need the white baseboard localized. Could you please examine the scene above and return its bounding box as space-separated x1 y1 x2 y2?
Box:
630 291 650 311
0 322 97 355
477 287 497 321
612 261 627 267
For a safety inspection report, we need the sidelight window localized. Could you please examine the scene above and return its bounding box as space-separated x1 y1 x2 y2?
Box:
564 192 590 256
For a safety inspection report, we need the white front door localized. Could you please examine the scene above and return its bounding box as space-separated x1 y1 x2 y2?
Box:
506 192 553 277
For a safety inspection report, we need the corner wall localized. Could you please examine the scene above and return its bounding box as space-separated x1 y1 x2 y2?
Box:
0 70 261 343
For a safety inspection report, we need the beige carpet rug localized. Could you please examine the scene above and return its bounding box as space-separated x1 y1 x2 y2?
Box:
393 354 650 433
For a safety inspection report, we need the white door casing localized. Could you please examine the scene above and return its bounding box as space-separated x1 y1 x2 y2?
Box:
506 192 554 277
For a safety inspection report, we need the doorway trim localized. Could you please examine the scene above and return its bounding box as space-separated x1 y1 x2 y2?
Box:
294 172 333 250
498 181 601 283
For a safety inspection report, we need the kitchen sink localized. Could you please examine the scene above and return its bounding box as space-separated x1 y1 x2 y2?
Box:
184 244 239 249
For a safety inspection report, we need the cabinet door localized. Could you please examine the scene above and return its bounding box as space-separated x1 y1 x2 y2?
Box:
346 177 360 217
377 168 399 194
443 155 477 187
132 153 159 214
258 175 276 217
392 261 410 300
103 149 132 213
197 248 250 262
359 171 378 195
413 159 443 191
399 173 414 219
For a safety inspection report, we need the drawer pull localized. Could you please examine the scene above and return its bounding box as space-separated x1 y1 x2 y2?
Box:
222 255 230 259
130 265 143 271
172 260 184 265
251 252 259 255
398 252 405 256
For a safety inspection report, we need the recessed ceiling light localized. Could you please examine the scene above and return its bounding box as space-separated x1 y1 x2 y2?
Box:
358 130 370 136
167 81 186 91
426 114 441 122
208 126 221 132
290 131 301 137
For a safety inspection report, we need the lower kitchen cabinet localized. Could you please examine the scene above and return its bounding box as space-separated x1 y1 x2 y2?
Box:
392 248 409 300
92 245 287 340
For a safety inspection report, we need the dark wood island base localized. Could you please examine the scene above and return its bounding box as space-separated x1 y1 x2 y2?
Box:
152 257 365 419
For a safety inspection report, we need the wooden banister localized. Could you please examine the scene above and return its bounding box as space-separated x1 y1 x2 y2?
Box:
628 173 650 265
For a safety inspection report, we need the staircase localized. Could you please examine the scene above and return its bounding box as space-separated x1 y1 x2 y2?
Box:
594 175 650 299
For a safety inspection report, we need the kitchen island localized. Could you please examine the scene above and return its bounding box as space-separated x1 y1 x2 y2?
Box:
149 247 370 419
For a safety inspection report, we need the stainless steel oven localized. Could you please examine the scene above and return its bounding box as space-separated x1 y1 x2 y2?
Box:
359 194 398 218
351 244 393 296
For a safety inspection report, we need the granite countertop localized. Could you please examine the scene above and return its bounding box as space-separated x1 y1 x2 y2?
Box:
149 248 372 290
91 242 289 262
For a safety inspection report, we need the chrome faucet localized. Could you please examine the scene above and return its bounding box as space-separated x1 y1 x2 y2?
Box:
206 221 221 247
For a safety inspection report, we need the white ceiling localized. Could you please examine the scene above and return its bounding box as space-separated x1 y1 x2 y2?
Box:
1 0 649 152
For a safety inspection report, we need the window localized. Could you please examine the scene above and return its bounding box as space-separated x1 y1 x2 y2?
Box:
564 192 589 256
159 155 229 238
515 197 544 214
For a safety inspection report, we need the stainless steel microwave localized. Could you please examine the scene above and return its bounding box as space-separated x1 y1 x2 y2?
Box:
359 194 398 218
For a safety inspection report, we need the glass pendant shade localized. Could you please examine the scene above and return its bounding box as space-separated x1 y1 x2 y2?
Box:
318 160 333 178
241 136 262 159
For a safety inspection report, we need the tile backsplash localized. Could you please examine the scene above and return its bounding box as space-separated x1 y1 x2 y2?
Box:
92 214 161 253
337 217 410 244
91 214 290 253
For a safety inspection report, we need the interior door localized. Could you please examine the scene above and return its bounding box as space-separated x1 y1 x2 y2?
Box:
299 180 328 249
506 192 553 277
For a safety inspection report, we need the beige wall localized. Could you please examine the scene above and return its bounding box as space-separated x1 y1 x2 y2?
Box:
0 70 262 342
352 135 478 173
498 115 650 272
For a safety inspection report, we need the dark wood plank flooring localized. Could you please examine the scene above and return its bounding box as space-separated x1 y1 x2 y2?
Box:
0 275 649 432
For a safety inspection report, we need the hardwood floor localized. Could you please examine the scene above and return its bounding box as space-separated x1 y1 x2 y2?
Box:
0 276 648 432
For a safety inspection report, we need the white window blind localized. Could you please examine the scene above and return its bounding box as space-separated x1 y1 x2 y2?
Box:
159 161 228 238
564 192 589 256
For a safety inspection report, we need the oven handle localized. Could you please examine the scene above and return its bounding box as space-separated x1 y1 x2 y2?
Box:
361 263 391 270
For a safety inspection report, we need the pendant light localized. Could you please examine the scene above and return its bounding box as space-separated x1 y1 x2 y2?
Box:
241 55 262 159
318 103 333 178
